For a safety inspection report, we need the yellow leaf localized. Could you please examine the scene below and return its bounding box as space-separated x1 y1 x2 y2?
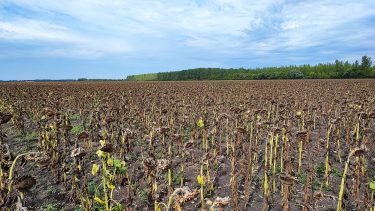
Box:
91 164 99 176
107 182 115 190
370 181 375 191
94 196 105 205
107 158 114 167
197 175 206 186
96 150 106 159
197 118 205 128
155 203 162 211
100 140 106 146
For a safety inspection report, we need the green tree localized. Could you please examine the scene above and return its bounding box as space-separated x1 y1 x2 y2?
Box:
361 55 372 72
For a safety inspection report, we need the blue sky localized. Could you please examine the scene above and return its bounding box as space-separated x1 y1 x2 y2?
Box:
0 0 374 80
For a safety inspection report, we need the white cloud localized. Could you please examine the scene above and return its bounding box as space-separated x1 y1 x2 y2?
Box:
0 19 82 42
0 0 374 61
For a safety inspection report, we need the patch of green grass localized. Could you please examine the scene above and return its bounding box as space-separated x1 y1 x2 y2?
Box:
316 162 325 175
213 162 220 172
138 189 149 202
112 204 124 211
24 131 38 141
255 176 261 184
88 181 98 195
127 152 138 162
276 164 282 173
134 139 147 147
298 173 307 184
331 168 341 178
127 73 158 81
313 180 321 190
69 114 81 121
74 206 84 211
323 184 333 191
172 170 184 186
42 203 58 211
47 185 56 195
71 125 84 135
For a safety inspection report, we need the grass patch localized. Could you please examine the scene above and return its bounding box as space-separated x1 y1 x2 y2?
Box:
42 203 58 211
331 168 341 178
316 162 325 175
313 180 321 190
138 189 149 202
172 170 184 186
69 114 81 121
71 125 84 135
25 131 38 141
298 173 307 184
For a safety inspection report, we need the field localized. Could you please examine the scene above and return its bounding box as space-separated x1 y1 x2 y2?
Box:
0 79 374 210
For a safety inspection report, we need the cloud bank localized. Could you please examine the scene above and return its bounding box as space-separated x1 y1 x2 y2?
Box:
0 0 374 79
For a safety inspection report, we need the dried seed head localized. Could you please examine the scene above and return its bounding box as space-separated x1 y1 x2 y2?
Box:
184 139 194 149
279 173 298 186
156 159 171 171
26 152 50 167
77 131 89 140
71 147 86 158
172 186 199 206
236 127 246 134
13 175 36 192
363 128 374 135
25 152 45 161
100 143 113 153
306 120 314 125
64 125 73 131
358 112 368 119
42 107 55 117
350 145 367 157
143 157 157 171
272 127 282 133
314 192 324 201
213 196 230 206
296 131 308 141
0 112 12 125
160 126 170 134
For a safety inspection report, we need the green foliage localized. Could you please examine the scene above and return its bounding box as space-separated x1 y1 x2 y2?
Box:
298 173 307 184
47 185 57 195
138 189 149 202
69 114 81 121
331 168 341 178
126 73 158 81
126 56 375 81
71 125 84 135
88 181 98 195
113 159 127 175
127 152 138 162
276 164 282 173
255 176 261 184
370 181 375 191
25 131 38 141
112 204 124 211
313 180 321 190
317 162 325 175
172 169 184 186
42 204 58 211
213 163 220 172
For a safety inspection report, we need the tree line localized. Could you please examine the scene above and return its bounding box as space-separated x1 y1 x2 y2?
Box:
126 56 374 81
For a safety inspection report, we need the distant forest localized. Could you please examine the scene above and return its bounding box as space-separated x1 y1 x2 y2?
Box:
126 55 374 81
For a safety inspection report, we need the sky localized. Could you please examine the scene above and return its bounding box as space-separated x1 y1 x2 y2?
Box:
0 0 375 80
